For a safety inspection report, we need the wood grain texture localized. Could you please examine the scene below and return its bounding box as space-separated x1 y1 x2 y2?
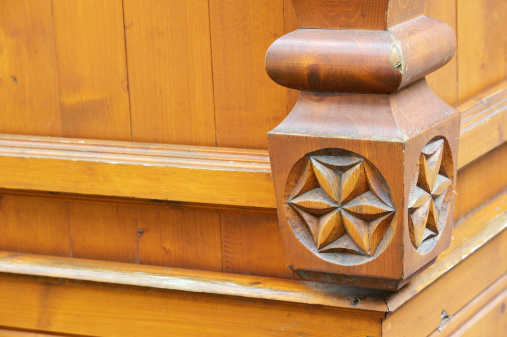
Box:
209 0 287 149
0 328 81 337
386 191 507 312
0 0 62 137
0 252 388 316
138 206 222 272
458 81 507 168
68 202 139 263
123 0 216 146
0 135 274 208
0 76 504 209
0 186 507 333
383 192 507 337
424 0 457 106
457 0 507 103
52 0 131 140
451 287 507 337
0 273 382 337
455 142 507 222
428 273 507 336
220 211 292 278
0 196 70 257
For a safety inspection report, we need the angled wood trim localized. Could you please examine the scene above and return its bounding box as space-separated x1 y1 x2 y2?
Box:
0 81 505 208
0 188 505 321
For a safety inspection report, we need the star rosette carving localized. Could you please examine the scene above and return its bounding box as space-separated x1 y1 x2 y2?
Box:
287 154 395 257
408 139 452 249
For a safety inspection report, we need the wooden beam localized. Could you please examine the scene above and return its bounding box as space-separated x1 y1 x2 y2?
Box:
0 189 505 336
0 81 505 209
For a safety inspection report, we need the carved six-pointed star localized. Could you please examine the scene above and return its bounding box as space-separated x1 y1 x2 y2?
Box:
288 155 395 257
408 139 452 249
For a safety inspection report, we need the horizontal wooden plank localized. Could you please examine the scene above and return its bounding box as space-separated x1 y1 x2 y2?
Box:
427 273 507 336
0 81 505 208
382 192 507 336
0 274 382 337
0 251 387 316
0 189 505 321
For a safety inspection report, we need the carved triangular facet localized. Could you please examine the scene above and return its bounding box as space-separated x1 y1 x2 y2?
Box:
289 188 338 215
340 162 369 205
290 205 320 243
312 156 362 171
342 191 394 221
290 160 318 199
422 141 444 192
409 186 431 210
432 174 452 198
311 159 341 202
364 161 393 207
368 213 394 254
317 209 345 249
426 199 439 234
319 234 366 255
422 139 444 155
409 197 431 248
341 211 370 255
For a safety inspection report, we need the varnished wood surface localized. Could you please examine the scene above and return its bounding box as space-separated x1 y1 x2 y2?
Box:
427 273 507 336
0 140 504 279
0 252 388 315
0 274 382 337
1 188 506 316
0 0 505 149
123 0 216 146
0 81 504 209
0 188 505 336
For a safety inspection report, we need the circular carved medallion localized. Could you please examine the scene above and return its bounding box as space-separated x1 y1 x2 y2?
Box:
408 138 453 253
284 149 396 265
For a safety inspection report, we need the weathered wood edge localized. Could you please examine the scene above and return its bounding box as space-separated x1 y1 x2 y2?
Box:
0 189 505 316
0 252 388 316
385 190 507 311
0 81 505 208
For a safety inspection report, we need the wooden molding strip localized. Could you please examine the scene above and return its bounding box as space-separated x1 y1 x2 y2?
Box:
0 81 505 208
0 189 505 317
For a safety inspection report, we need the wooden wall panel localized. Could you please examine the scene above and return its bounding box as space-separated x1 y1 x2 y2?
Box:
68 203 139 263
425 0 457 107
0 196 70 256
52 0 131 140
138 207 222 272
458 0 507 104
454 142 507 222
220 211 293 279
0 0 62 136
209 0 287 149
123 0 216 146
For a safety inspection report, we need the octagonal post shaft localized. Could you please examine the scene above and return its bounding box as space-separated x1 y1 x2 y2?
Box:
266 0 461 290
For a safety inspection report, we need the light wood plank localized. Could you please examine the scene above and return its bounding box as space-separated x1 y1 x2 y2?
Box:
52 0 131 140
220 211 293 278
0 0 62 136
457 0 507 103
0 273 381 337
383 192 507 336
428 274 507 336
123 0 216 146
0 81 504 208
425 0 457 107
209 0 287 149
68 202 139 263
0 195 70 257
138 206 222 272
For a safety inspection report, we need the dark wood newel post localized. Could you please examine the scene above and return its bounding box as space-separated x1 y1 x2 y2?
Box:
265 0 460 290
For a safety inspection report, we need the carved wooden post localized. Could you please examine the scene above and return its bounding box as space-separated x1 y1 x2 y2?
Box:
266 0 460 290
